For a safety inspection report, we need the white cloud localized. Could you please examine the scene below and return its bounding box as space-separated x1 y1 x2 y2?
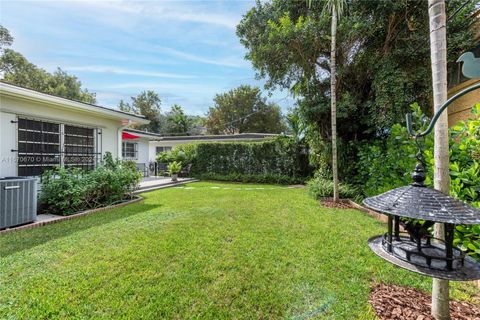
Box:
105 81 223 94
64 65 196 79
61 0 241 29
153 46 248 68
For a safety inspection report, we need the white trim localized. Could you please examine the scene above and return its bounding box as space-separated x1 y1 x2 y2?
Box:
0 82 149 125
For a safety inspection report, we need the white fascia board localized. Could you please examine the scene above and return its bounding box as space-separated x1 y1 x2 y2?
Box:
0 82 149 125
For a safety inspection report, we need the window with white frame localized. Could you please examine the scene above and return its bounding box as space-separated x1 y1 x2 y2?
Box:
156 146 172 154
122 142 138 159
17 118 99 176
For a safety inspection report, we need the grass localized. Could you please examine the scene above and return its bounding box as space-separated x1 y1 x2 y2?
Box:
0 182 477 319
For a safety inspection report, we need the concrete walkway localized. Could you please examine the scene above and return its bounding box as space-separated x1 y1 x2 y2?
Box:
135 176 197 194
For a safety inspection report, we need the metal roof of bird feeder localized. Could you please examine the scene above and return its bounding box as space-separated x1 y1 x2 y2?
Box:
363 165 480 225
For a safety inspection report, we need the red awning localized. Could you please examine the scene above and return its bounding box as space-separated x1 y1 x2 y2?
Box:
122 132 140 140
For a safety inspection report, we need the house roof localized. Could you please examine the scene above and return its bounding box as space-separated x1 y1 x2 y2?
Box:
123 128 280 141
0 81 149 124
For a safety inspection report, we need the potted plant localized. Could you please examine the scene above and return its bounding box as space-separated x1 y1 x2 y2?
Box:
167 161 182 182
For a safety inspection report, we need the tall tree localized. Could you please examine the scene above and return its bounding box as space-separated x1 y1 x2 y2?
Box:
206 85 285 134
0 25 13 53
428 1 450 319
1 49 96 103
119 91 162 132
324 0 345 202
167 104 190 134
237 0 475 178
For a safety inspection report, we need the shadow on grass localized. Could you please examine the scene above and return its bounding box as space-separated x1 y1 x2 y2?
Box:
0 202 159 258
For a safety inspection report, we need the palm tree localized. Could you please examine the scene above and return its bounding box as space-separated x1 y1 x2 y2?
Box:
428 0 450 319
309 0 346 202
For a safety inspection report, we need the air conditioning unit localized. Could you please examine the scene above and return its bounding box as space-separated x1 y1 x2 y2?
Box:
0 177 38 229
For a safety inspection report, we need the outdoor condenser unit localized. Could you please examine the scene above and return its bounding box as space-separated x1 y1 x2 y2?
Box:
0 177 37 229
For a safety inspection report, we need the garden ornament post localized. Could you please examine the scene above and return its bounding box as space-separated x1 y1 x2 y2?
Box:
363 51 480 285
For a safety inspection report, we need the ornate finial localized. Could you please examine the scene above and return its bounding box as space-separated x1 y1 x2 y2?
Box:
411 163 426 187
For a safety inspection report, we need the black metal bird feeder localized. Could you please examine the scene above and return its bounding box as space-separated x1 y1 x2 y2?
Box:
364 163 480 281
363 53 480 281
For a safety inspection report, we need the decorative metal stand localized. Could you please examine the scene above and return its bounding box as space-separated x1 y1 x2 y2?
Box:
363 52 480 281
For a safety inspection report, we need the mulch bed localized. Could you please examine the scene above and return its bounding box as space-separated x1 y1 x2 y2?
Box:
319 198 355 209
370 284 480 320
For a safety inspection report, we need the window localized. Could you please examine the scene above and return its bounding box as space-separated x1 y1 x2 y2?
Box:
18 118 61 176
122 142 138 159
64 125 95 171
156 146 172 154
17 118 100 176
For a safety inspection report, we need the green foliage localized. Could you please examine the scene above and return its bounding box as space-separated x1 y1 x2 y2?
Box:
119 91 162 132
355 103 433 196
190 137 309 181
40 155 141 215
237 0 475 144
167 161 182 175
196 173 306 185
307 175 358 199
156 143 198 165
206 85 285 134
356 104 480 259
1 49 96 103
0 24 13 50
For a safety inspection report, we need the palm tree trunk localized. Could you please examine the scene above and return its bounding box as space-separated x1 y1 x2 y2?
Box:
331 3 339 202
428 0 450 319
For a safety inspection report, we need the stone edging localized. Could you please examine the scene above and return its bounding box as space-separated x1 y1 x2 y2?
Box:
0 196 144 235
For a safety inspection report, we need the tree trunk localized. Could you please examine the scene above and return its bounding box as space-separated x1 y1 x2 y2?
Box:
428 0 450 319
331 4 339 202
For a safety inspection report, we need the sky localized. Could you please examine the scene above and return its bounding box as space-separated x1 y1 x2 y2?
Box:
0 0 294 116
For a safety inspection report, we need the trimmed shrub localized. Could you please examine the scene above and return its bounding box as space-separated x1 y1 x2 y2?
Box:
40 152 141 215
191 136 309 179
196 173 306 185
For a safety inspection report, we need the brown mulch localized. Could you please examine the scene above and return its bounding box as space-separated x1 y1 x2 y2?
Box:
319 198 355 209
370 284 480 320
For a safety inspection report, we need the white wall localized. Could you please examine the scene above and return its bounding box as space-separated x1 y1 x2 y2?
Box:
0 96 124 177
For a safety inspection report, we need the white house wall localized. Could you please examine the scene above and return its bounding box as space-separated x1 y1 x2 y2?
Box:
0 96 124 177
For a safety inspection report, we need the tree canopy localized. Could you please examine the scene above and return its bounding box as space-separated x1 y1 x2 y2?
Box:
159 105 206 136
0 26 96 104
237 0 475 142
119 91 162 132
206 85 285 134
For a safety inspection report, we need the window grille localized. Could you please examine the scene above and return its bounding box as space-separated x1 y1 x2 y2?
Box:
18 118 61 176
64 125 96 171
122 142 138 159
17 118 101 176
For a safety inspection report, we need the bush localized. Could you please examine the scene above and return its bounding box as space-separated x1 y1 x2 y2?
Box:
156 143 198 165
167 161 182 175
40 152 141 215
307 176 359 199
191 136 309 178
196 173 306 185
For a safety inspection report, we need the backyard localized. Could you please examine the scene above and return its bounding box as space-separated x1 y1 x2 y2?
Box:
0 182 477 319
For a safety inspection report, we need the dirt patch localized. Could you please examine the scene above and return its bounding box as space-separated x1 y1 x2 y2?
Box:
370 284 480 320
319 198 355 209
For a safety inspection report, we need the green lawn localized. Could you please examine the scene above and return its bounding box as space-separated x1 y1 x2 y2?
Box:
0 182 477 319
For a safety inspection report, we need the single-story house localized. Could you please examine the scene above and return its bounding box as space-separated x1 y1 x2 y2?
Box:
122 128 279 175
0 82 149 177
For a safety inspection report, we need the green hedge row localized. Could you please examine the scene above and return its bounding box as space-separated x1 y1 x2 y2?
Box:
160 136 310 184
190 137 309 182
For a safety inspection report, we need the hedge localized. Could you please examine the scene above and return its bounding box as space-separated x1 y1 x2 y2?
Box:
164 137 309 184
